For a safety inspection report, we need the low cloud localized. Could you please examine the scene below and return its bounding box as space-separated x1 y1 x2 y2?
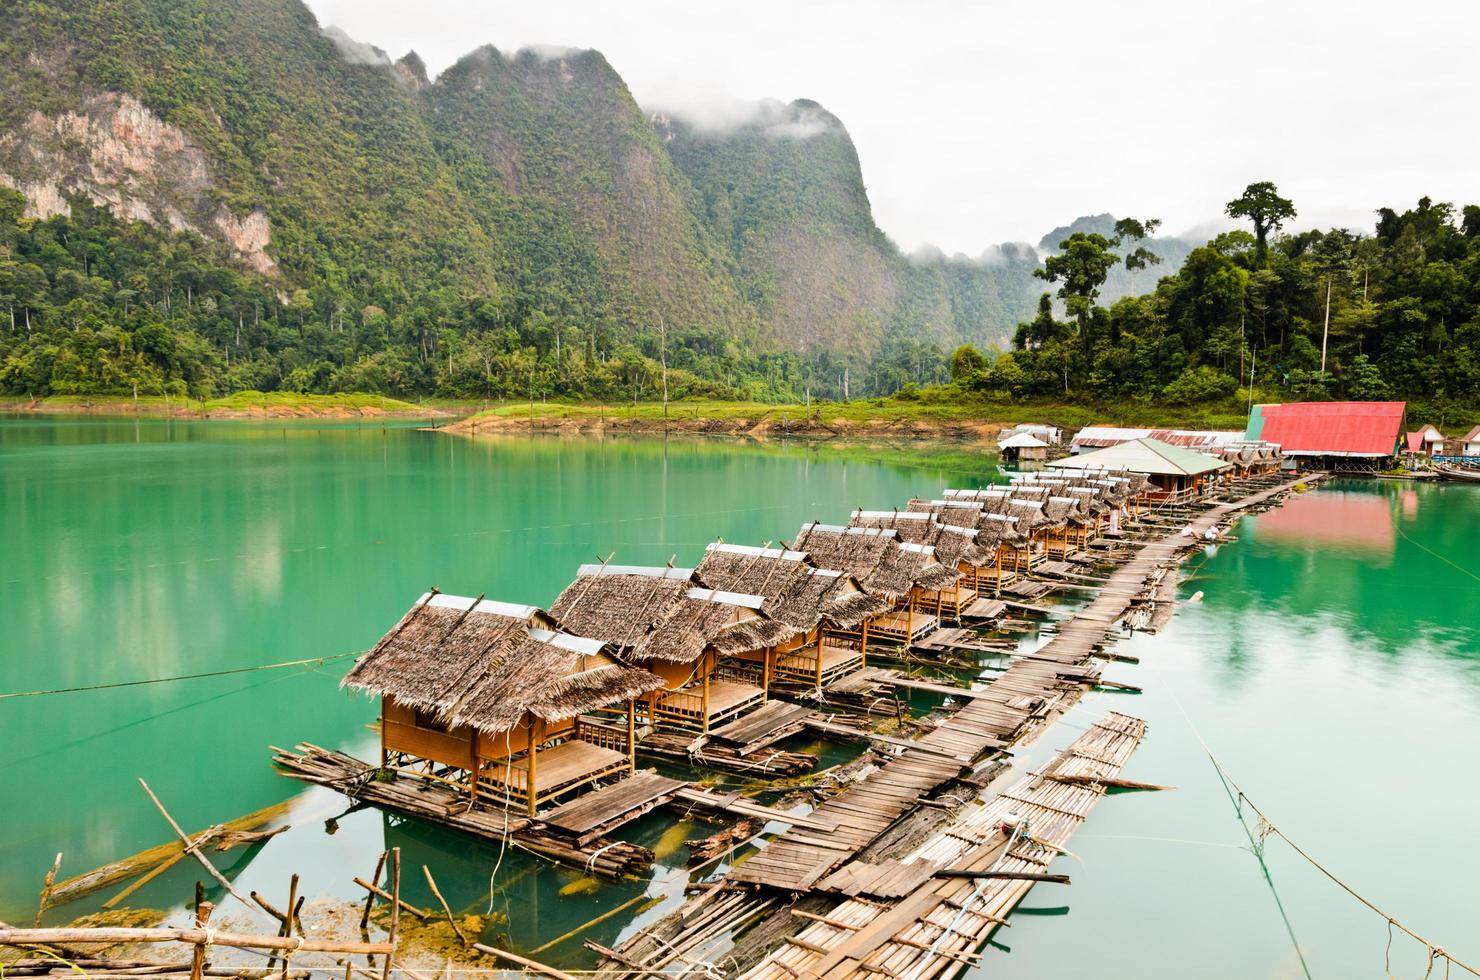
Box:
321 25 391 67
647 94 838 140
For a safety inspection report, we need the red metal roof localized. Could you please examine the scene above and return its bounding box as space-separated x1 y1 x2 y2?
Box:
1253 402 1406 457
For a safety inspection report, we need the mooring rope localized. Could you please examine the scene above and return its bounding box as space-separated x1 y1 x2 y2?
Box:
1168 687 1478 978
0 651 365 701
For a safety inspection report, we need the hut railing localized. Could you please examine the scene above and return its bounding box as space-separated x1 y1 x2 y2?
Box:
575 717 630 754
713 662 763 688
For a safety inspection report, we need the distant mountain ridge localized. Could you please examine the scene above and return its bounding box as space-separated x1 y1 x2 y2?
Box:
0 0 1187 398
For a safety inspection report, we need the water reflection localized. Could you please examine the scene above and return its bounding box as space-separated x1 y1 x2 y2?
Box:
1251 489 1397 556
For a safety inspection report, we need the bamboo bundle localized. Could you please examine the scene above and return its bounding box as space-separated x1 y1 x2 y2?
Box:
272 745 652 878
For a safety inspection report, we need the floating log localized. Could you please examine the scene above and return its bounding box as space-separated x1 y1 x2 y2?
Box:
1046 773 1173 791
47 801 288 908
472 944 579 980
686 819 761 866
0 928 394 956
138 780 250 909
930 870 1071 884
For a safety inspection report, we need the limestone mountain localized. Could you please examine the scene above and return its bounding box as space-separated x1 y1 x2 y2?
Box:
0 0 1148 401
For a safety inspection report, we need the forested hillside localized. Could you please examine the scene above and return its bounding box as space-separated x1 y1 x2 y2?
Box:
953 186 1480 419
3 2 1473 411
0 0 1078 402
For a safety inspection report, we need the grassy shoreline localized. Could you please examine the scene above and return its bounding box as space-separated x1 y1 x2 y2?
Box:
0 391 454 419
446 394 1259 437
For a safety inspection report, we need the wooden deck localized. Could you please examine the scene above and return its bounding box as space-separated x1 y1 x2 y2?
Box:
865 609 938 643
958 597 1007 622
738 712 1148 980
271 744 655 878
592 474 1323 977
774 642 864 685
541 769 687 845
479 738 629 808
654 678 767 731
709 699 817 754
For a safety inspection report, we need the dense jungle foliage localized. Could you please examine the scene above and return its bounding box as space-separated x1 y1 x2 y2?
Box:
943 186 1480 420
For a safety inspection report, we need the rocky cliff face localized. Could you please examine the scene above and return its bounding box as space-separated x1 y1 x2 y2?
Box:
0 92 275 274
0 0 1058 359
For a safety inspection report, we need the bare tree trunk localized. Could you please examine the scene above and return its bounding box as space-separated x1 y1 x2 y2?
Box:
1320 277 1332 375
659 314 668 422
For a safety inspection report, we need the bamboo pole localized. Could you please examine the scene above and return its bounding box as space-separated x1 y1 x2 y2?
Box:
0 929 394 955
526 892 651 957
190 894 213 980
379 849 400 980
351 879 427 921
419 866 464 944
358 852 386 930
138 780 250 909
34 853 61 927
472 944 580 980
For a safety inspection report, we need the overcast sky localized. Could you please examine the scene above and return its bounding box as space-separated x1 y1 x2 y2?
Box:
305 0 1478 255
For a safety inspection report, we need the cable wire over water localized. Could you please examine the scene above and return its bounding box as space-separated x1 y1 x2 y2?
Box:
1168 688 1477 978
0 651 364 701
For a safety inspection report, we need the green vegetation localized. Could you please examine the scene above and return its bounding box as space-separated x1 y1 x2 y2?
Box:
947 184 1480 424
1 1 1476 423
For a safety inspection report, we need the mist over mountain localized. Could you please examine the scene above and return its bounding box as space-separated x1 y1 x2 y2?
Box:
0 0 1181 399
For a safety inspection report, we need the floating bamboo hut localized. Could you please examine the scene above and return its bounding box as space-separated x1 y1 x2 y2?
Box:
790 523 959 646
695 543 888 689
551 565 797 732
342 591 665 817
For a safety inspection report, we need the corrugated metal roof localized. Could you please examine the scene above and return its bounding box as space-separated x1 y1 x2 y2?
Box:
1049 438 1228 476
1246 402 1406 457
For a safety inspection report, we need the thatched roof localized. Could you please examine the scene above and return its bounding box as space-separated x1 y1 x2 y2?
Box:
696 542 887 630
451 630 664 730
696 543 811 616
551 565 796 663
867 541 960 596
343 592 548 713
791 523 957 599
928 523 995 566
791 523 898 583
975 512 1028 549
848 510 937 545
802 570 891 628
343 592 663 734
551 564 697 651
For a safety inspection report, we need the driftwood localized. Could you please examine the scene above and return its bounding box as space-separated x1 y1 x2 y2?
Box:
138 780 250 909
419 867 464 944
685 819 760 866
106 829 223 910
472 944 580 980
47 801 289 908
352 878 428 921
34 853 62 927
0 927 394 955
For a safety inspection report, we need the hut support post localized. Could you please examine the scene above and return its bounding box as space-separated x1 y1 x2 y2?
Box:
525 716 538 818
701 654 712 733
814 633 824 690
762 646 774 693
625 700 636 774
860 620 869 668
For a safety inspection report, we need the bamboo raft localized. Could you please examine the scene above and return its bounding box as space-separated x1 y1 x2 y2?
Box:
272 744 655 877
590 473 1323 976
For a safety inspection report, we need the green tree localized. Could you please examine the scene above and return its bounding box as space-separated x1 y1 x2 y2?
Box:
1034 232 1119 349
1226 182 1297 264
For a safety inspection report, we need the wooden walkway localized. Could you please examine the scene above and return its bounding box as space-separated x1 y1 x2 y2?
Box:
594 473 1320 973
738 712 1147 980
542 770 687 845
